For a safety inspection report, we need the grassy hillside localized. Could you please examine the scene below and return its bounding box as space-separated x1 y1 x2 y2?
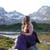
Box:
36 43 50 50
0 23 22 31
0 22 50 32
0 35 15 50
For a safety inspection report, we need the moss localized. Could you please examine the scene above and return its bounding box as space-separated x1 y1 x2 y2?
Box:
0 35 50 50
36 43 50 50
0 35 15 50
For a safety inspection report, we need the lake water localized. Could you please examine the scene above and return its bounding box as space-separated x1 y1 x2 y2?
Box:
0 34 19 38
4 35 19 38
0 31 20 34
0 31 19 38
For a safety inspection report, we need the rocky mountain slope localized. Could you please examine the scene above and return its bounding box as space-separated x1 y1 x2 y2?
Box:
0 7 24 25
29 6 50 22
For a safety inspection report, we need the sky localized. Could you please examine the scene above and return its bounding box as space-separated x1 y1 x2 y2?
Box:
0 0 50 15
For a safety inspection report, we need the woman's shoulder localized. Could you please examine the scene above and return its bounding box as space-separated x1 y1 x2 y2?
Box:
28 23 33 29
29 23 33 27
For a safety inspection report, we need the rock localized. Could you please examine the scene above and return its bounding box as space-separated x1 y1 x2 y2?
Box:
40 40 50 44
8 46 17 50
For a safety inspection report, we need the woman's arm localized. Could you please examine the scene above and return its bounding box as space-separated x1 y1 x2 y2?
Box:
21 24 34 36
20 24 25 35
25 24 34 36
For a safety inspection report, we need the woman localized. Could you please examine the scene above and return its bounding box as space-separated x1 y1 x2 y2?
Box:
14 16 40 50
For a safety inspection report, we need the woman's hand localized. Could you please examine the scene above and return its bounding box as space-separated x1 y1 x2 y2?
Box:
20 31 25 35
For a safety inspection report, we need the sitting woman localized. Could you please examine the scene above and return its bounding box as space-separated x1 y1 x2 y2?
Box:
14 16 40 50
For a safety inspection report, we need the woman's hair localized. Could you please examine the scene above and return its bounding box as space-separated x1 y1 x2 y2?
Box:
22 16 30 32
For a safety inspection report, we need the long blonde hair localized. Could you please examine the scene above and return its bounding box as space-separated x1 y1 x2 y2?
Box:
22 16 30 32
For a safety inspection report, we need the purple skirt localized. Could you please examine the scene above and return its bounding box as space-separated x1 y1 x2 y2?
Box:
14 31 40 50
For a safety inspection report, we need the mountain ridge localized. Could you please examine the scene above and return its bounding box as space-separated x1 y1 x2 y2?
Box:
29 6 50 22
0 7 24 25
0 6 50 25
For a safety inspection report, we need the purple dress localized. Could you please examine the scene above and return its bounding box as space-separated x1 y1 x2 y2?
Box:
15 29 40 50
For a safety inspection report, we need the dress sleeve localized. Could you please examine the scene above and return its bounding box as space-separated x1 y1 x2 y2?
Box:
25 24 34 36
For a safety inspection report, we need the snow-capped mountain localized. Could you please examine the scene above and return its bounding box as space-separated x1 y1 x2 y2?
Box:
0 7 24 25
0 6 50 25
29 6 50 22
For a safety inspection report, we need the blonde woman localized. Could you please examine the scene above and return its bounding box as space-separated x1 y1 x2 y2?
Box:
14 16 40 50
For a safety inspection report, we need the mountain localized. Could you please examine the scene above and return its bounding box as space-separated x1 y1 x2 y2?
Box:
29 6 50 23
0 7 24 25
0 6 50 25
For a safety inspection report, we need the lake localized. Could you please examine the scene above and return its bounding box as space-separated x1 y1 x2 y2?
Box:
4 35 19 38
0 31 19 38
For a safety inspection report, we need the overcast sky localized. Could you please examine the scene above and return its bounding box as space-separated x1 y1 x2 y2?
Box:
0 0 50 15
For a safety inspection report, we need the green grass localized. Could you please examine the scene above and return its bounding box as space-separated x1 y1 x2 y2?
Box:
0 34 50 50
37 43 50 50
0 35 50 50
0 35 15 50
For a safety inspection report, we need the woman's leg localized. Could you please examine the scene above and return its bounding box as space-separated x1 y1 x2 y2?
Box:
16 34 27 50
